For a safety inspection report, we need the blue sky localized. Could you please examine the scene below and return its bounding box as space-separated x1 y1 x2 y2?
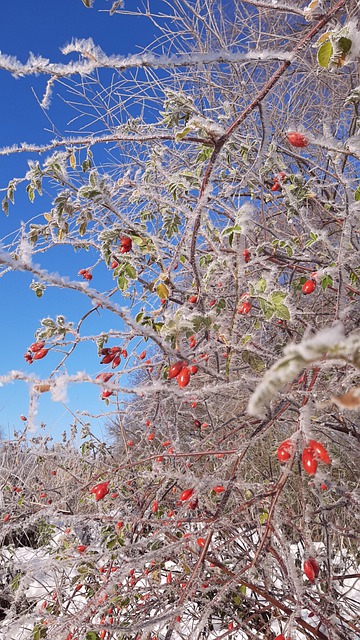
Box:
0 1 162 441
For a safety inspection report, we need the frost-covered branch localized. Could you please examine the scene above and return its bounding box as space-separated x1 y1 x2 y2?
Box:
248 323 360 417
0 42 292 78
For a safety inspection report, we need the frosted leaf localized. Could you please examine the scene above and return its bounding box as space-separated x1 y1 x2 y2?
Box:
247 323 356 417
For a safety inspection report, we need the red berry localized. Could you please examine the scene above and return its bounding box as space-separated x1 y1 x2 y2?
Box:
243 248 251 262
33 348 49 360
3 514 10 522
177 367 190 388
109 346 121 353
302 447 318 475
168 361 185 379
29 341 45 353
77 545 87 553
179 488 194 501
197 537 206 547
139 350 146 360
152 500 159 513
238 301 251 315
116 521 124 530
96 372 114 382
209 299 216 307
213 485 225 493
287 131 309 148
188 295 198 304
277 439 293 462
112 355 121 368
271 182 281 191
101 390 113 399
188 365 198 375
166 572 172 584
308 440 331 465
303 559 316 583
83 271 93 281
110 260 118 269
302 279 316 294
100 354 115 364
308 556 320 578
20 415 27 421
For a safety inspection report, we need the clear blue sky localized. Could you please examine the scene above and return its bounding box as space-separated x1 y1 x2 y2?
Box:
0 1 162 441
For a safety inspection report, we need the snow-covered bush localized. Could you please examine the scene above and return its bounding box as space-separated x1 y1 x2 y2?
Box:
0 1 359 639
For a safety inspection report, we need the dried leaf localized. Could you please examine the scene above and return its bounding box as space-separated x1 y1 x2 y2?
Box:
34 383 51 394
331 387 360 410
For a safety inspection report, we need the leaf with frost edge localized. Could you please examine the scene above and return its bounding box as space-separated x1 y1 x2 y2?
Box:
247 323 360 417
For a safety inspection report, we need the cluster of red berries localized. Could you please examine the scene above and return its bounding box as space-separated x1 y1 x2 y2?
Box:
99 345 127 368
271 171 286 191
24 341 49 364
168 360 198 388
78 268 93 281
90 481 109 502
277 438 331 476
119 235 132 253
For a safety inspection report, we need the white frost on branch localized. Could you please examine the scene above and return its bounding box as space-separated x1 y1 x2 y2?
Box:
247 323 360 417
0 39 293 108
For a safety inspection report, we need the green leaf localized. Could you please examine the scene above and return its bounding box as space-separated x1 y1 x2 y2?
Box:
124 263 137 279
338 37 352 55
79 221 87 236
259 298 275 320
317 41 332 68
269 290 287 305
355 186 360 201
255 278 267 293
321 274 333 291
175 126 192 142
196 146 213 163
85 633 100 640
82 158 92 172
82 0 93 7
275 304 290 321
259 510 269 524
26 185 35 203
242 350 265 372
117 274 129 291
156 282 169 299
32 624 47 640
